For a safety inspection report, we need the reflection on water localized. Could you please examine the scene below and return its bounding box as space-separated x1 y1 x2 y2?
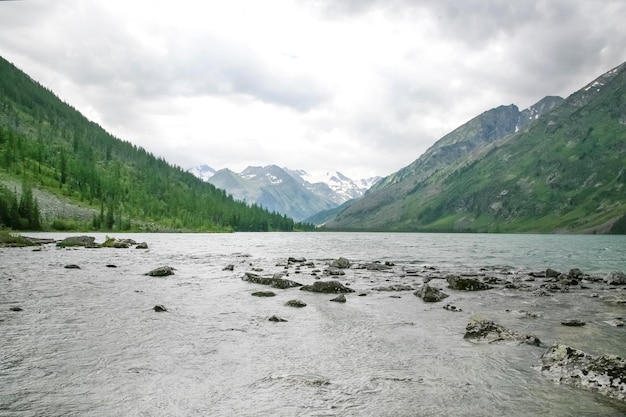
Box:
1 232 625 416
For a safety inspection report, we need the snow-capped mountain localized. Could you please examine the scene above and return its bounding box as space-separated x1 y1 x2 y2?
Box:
186 164 216 182
187 164 381 222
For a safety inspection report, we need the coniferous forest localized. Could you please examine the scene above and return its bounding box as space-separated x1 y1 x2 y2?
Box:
0 56 314 232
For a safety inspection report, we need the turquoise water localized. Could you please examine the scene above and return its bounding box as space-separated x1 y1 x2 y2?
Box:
1 232 625 416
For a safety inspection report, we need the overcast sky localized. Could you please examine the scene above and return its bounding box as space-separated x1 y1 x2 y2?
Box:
1 0 625 180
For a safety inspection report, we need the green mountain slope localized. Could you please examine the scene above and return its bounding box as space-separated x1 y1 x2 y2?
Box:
0 56 311 232
327 62 626 233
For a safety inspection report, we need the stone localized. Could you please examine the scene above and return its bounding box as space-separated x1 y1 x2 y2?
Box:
9 306 23 312
285 299 307 308
57 235 98 248
464 314 541 346
414 284 449 302
288 257 307 263
605 270 626 285
242 272 302 289
568 268 584 279
330 294 347 303
323 267 346 276
446 275 492 291
330 257 351 269
546 268 560 278
223 264 235 271
269 315 287 322
372 284 414 292
561 319 586 327
64 264 81 269
144 266 175 277
538 344 626 402
443 304 462 312
153 304 167 312
604 319 624 327
252 291 276 297
135 242 149 249
301 281 355 293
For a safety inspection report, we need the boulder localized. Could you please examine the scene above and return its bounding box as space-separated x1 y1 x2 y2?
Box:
330 294 347 303
153 304 167 312
144 266 175 277
288 257 307 263
568 268 584 279
605 270 626 285
252 291 276 297
546 268 560 278
102 237 133 248
57 235 98 248
242 272 302 289
324 267 346 276
414 284 449 303
561 319 586 327
446 275 492 291
300 280 355 294
538 344 626 402
285 299 307 308
135 242 149 249
223 264 235 271
330 257 351 269
464 314 541 346
64 264 81 269
269 315 287 322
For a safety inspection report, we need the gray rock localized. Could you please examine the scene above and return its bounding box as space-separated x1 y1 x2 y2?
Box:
372 284 414 292
414 284 449 303
447 275 492 291
223 264 235 271
324 267 346 276
9 306 23 312
285 299 307 308
269 315 287 322
252 291 276 297
538 344 626 402
330 257 351 269
288 257 307 263
242 272 302 289
464 314 541 346
568 268 584 279
546 268 560 278
605 270 626 285
561 319 586 327
300 281 355 293
153 304 167 312
135 242 149 249
57 235 98 248
330 294 347 303
144 266 175 277
604 319 624 327
64 264 81 269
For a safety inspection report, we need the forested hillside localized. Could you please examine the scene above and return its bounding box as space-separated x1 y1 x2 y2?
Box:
0 56 312 232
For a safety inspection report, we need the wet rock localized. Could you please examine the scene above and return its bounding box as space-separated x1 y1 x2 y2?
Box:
102 237 133 248
443 304 462 312
57 235 98 248
106 264 118 268
568 268 584 279
546 268 560 278
242 272 302 289
9 306 23 312
605 270 626 285
153 304 167 312
301 281 355 294
330 257 351 269
144 266 175 277
561 319 586 327
323 267 345 276
223 264 234 271
288 257 307 263
330 294 347 303
414 284 449 303
464 314 541 346
269 315 287 322
372 284 414 292
446 275 492 291
64 264 81 269
135 242 149 250
360 262 393 271
604 319 624 327
285 300 307 308
252 291 276 297
538 344 626 402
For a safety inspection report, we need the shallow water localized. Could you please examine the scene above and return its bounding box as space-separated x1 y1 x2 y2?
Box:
1 232 625 416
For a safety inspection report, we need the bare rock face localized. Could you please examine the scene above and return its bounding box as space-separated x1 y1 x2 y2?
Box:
538 344 626 402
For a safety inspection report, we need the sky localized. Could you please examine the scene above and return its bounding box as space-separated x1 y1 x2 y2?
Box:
0 0 625 180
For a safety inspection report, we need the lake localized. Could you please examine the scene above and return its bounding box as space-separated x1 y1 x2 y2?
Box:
1 232 625 416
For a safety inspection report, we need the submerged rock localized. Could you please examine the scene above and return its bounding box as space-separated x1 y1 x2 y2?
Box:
330 294 347 303
285 299 307 308
464 314 541 346
223 264 235 271
144 266 175 277
414 284 449 302
561 319 586 327
538 344 626 402
153 304 167 312
447 275 492 291
300 281 355 294
64 264 81 269
242 272 302 289
269 315 287 322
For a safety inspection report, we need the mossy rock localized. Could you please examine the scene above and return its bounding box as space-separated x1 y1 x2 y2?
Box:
252 291 276 297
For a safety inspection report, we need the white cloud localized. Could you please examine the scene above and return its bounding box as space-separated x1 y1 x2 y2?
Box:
0 0 625 180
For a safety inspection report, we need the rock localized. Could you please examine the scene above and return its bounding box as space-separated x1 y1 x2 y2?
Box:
102 237 131 248
447 275 492 291
568 268 584 279
153 304 167 312
106 264 118 268
372 284 414 292
323 267 346 276
360 262 393 271
285 300 307 308
144 266 175 277
538 344 626 402
414 284 449 302
561 319 586 327
464 314 541 346
330 257 351 269
135 242 149 249
605 270 626 285
288 257 307 263
242 272 302 289
330 294 347 303
9 306 23 312
57 235 98 248
604 319 624 327
269 315 287 322
252 291 276 297
223 264 235 271
64 264 81 269
443 304 462 312
546 268 560 278
300 281 355 293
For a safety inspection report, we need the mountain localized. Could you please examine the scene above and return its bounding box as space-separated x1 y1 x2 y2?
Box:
186 164 216 182
326 62 626 233
0 55 311 232
189 164 381 222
